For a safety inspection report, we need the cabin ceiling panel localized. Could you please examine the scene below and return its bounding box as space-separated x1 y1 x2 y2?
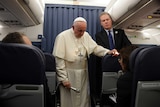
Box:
133 18 159 26
0 4 22 26
143 20 160 29
114 0 160 31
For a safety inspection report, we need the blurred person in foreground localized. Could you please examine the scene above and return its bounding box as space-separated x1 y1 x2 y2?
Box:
2 32 53 107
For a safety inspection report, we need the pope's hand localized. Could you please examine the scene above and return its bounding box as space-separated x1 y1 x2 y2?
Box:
62 81 71 88
108 49 119 56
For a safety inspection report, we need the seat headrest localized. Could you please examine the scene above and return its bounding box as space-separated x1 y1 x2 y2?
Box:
129 46 149 73
102 54 122 72
0 43 46 84
44 53 56 72
131 46 160 81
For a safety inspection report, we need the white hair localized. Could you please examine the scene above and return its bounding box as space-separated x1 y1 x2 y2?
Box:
73 17 87 23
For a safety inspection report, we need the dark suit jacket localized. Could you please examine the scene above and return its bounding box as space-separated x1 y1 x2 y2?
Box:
95 28 131 51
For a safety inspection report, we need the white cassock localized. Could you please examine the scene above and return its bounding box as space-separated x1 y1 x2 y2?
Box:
53 28 110 107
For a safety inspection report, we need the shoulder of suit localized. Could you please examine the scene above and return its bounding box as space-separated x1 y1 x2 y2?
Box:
96 29 106 35
113 28 124 32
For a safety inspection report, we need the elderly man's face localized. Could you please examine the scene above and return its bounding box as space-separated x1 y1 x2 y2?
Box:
73 22 87 38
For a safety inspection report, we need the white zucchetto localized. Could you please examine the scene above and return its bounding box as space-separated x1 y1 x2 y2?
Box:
73 17 87 23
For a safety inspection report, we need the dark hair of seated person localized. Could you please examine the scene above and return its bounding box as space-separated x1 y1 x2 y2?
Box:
118 45 138 72
2 32 32 45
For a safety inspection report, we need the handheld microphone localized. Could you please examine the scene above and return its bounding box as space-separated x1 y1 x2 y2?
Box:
70 87 80 93
59 82 80 93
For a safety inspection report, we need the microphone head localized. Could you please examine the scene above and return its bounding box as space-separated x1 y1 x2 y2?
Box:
70 87 80 93
75 89 80 93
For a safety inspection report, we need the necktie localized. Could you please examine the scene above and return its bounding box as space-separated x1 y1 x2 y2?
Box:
108 30 114 49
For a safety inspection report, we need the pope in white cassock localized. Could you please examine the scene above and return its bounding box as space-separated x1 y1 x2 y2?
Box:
53 17 118 107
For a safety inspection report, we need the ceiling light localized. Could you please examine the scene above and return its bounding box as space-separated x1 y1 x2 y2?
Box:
147 15 152 19
157 24 160 28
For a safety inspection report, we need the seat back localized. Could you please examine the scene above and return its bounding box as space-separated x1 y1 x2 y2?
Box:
135 81 160 107
44 53 56 94
130 46 160 107
101 54 122 94
0 43 46 107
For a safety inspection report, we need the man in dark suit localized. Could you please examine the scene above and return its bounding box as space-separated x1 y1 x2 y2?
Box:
95 12 131 51
94 12 132 106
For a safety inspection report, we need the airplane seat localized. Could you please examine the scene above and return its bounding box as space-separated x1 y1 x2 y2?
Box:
44 52 58 107
0 43 46 107
93 54 122 106
101 54 122 94
44 53 56 94
101 54 122 105
130 46 160 107
129 46 152 72
44 52 56 72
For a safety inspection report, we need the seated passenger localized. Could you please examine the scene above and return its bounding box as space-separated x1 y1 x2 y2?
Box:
2 32 32 45
1 32 53 107
115 45 138 107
